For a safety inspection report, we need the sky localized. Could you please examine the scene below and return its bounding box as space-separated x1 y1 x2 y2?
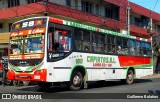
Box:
129 0 160 14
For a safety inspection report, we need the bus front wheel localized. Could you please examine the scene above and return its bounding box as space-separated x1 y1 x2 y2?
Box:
70 71 83 91
126 70 134 84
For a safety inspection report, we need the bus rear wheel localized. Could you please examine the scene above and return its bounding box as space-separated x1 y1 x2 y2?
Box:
70 71 83 91
126 70 134 84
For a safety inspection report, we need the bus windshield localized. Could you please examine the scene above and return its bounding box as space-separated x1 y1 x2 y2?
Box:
24 35 44 53
10 39 23 54
9 35 45 55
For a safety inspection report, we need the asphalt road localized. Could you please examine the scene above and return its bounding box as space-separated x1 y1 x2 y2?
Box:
0 78 160 102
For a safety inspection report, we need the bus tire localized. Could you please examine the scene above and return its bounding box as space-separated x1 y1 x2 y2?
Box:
13 80 20 87
22 81 30 86
5 80 12 85
126 70 134 84
70 71 83 91
38 82 52 89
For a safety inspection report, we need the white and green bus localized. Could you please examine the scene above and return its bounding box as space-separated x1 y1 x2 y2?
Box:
8 16 153 90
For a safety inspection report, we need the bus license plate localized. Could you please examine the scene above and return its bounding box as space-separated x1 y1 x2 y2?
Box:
34 75 40 79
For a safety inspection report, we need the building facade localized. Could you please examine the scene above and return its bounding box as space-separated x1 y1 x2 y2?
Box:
0 0 160 57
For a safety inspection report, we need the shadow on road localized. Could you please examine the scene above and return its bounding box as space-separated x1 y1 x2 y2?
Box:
134 79 153 83
17 85 71 93
148 90 160 95
16 79 153 93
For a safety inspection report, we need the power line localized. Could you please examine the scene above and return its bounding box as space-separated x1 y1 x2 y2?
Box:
153 0 159 11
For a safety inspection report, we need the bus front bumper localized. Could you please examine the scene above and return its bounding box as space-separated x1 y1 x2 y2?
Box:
7 69 47 82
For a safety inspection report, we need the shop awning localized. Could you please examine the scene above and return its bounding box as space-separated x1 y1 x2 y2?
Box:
0 32 10 43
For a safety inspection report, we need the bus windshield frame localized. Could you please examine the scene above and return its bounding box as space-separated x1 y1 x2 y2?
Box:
9 17 48 60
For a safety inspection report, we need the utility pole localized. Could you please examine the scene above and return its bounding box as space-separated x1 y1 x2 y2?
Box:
127 1 131 35
150 10 158 73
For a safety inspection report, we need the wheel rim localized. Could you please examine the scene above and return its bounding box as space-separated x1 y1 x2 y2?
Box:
128 74 133 81
13 81 19 86
5 80 11 85
73 75 81 86
23 81 29 85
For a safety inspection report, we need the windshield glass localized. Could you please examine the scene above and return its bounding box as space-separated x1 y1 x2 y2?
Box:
24 35 44 53
10 38 23 55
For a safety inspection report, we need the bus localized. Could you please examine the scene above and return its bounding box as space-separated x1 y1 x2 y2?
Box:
8 16 153 90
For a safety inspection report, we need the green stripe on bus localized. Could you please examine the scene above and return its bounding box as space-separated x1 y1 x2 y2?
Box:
9 64 21 71
63 20 150 42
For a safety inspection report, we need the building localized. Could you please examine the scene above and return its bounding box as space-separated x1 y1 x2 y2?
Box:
0 0 160 57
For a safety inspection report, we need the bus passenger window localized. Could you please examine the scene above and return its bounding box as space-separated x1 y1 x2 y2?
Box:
136 41 141 56
75 40 82 51
129 40 135 55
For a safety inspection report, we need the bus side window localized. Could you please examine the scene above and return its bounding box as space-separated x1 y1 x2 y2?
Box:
107 36 116 54
146 43 151 56
129 40 135 55
75 29 83 51
75 40 82 51
136 41 141 56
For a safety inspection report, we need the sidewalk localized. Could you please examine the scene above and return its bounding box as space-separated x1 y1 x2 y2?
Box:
141 73 160 79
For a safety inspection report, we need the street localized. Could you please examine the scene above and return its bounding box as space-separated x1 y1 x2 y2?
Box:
0 78 160 102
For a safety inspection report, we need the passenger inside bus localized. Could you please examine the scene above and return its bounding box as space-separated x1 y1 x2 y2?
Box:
117 46 122 54
85 46 89 51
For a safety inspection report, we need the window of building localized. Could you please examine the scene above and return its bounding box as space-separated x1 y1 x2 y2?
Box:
26 0 41 4
66 0 71 6
81 1 93 13
157 25 160 32
105 7 113 19
8 0 20 8
105 6 119 20
9 23 13 32
0 23 3 29
95 4 100 15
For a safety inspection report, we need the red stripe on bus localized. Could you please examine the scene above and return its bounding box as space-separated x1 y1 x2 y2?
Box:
118 56 151 67
49 17 63 24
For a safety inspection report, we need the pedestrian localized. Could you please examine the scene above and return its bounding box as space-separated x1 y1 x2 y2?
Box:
2 62 7 87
